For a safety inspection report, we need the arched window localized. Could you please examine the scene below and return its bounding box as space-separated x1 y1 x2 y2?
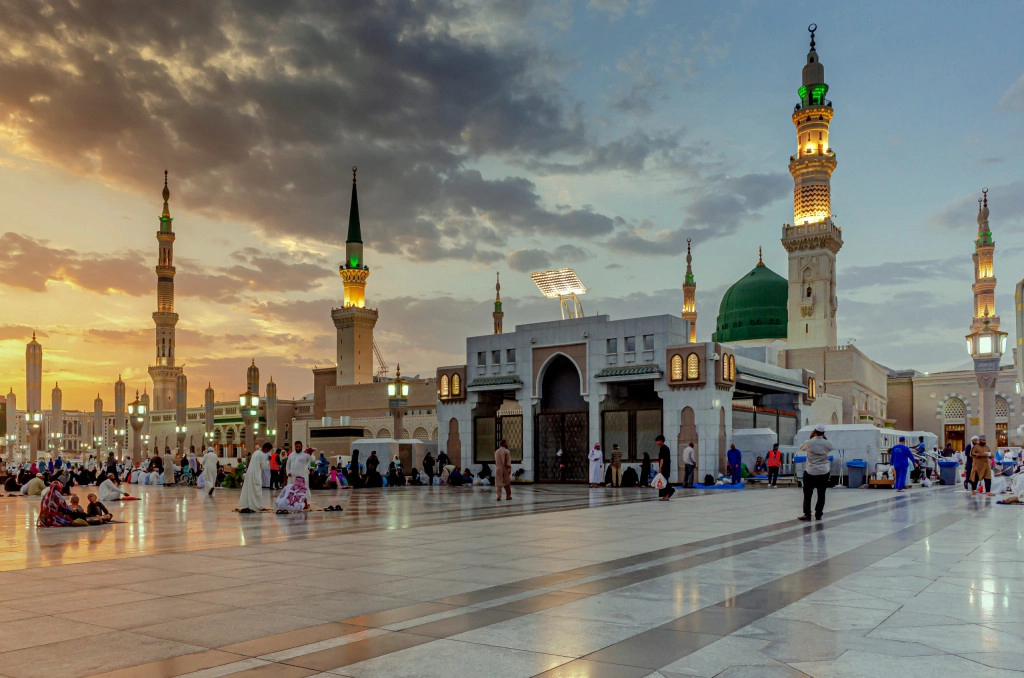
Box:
440 374 450 398
942 397 966 421
728 355 736 380
451 374 461 396
808 378 816 398
806 286 812 298
686 353 699 380
671 354 684 381
995 396 1009 420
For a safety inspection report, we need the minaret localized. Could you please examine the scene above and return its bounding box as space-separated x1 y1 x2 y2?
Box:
331 166 379 385
93 393 103 453
50 382 63 457
6 389 16 457
204 383 215 451
493 273 504 334
140 388 150 439
266 377 278 448
246 359 260 395
149 171 182 412
682 238 697 343
175 371 187 454
967 189 1006 442
26 334 41 414
114 375 126 457
782 24 843 350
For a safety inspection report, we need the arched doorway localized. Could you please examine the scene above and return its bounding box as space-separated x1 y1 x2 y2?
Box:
535 354 588 482
678 407 698 466
942 397 966 451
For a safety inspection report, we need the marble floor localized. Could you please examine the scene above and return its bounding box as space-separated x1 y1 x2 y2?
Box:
0 481 1019 677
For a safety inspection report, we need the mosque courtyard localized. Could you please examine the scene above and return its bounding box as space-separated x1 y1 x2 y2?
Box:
0 483 1020 678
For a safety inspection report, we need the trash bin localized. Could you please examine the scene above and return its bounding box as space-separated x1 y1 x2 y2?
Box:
793 455 807 485
846 459 867 488
938 460 959 486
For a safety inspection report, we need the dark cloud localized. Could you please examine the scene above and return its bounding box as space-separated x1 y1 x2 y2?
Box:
523 131 690 175
604 172 788 256
839 256 968 291
0 232 151 294
0 325 47 341
507 244 590 273
0 0 645 264
0 232 331 302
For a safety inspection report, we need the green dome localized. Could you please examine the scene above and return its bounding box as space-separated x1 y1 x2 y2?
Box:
712 262 788 343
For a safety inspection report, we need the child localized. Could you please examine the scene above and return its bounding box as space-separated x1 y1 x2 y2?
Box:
86 493 113 523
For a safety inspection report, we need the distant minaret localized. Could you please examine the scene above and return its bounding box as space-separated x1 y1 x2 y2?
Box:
782 24 843 350
93 393 103 451
6 389 16 452
266 377 278 448
331 166 379 385
114 375 126 454
25 334 41 414
246 359 260 395
50 382 61 415
204 383 215 448
493 273 504 334
149 171 182 412
682 239 697 343
140 388 150 438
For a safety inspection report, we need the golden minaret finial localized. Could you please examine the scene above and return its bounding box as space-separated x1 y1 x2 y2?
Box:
757 246 764 267
162 170 171 218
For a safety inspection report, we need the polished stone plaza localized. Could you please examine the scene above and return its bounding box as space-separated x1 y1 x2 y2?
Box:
0 482 1019 677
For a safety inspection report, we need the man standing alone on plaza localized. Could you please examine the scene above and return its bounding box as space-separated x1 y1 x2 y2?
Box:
494 438 512 501
656 435 674 500
238 442 271 513
890 436 919 493
727 444 742 485
970 434 994 496
798 424 833 521
766 443 782 488
609 444 623 487
202 447 219 497
682 442 696 488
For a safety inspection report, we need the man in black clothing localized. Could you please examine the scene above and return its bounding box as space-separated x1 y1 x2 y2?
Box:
423 452 436 485
656 435 675 501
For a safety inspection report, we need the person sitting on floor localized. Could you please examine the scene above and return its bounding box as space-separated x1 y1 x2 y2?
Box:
753 457 767 474
448 466 466 487
98 474 132 502
86 494 113 523
37 481 74 527
276 477 310 512
68 494 87 518
409 468 423 486
22 474 45 496
4 474 21 493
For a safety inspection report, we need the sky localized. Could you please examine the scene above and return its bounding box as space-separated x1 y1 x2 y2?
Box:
1 0 1023 411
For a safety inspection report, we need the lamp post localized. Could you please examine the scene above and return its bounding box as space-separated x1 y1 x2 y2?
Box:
967 317 1007 443
240 391 259 457
142 434 151 455
127 396 147 464
386 364 409 440
175 425 187 459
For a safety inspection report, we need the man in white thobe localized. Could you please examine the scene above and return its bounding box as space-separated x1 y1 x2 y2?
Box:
286 441 312 504
238 443 271 512
163 451 176 486
98 474 130 502
202 447 220 497
588 443 604 487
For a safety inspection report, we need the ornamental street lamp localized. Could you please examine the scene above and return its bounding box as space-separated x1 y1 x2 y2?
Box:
240 391 259 456
968 317 1008 444
386 364 409 440
127 396 147 464
142 434 151 455
175 425 187 458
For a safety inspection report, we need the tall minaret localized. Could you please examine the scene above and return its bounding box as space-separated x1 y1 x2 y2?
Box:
1015 279 1024 391
493 273 504 335
265 376 278 448
93 393 103 452
782 24 843 350
149 171 182 412
114 375 126 457
175 371 188 454
682 238 697 343
331 166 379 386
967 190 1006 442
246 359 260 395
204 382 215 450
26 334 41 415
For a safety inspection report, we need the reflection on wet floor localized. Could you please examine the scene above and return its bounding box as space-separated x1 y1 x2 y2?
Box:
2 483 655 571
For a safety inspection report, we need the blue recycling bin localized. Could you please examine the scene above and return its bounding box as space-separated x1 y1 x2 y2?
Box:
793 455 807 481
938 460 959 486
846 459 867 488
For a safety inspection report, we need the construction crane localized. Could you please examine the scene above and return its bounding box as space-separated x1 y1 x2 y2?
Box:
373 341 389 379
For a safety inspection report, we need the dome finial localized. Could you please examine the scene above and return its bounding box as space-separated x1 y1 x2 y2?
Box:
757 246 764 267
808 23 817 51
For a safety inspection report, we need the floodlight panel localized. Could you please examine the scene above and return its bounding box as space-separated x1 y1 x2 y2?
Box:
531 268 587 298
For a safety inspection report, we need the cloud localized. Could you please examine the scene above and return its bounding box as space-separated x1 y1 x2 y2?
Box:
998 73 1024 114
0 232 333 302
605 172 790 256
0 325 47 341
0 232 151 294
507 244 589 273
839 256 968 291
927 182 1024 233
0 0 637 264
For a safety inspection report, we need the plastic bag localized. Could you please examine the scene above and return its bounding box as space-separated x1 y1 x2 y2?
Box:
651 473 667 490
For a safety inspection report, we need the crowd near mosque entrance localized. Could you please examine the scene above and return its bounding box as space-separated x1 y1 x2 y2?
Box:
534 354 589 482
